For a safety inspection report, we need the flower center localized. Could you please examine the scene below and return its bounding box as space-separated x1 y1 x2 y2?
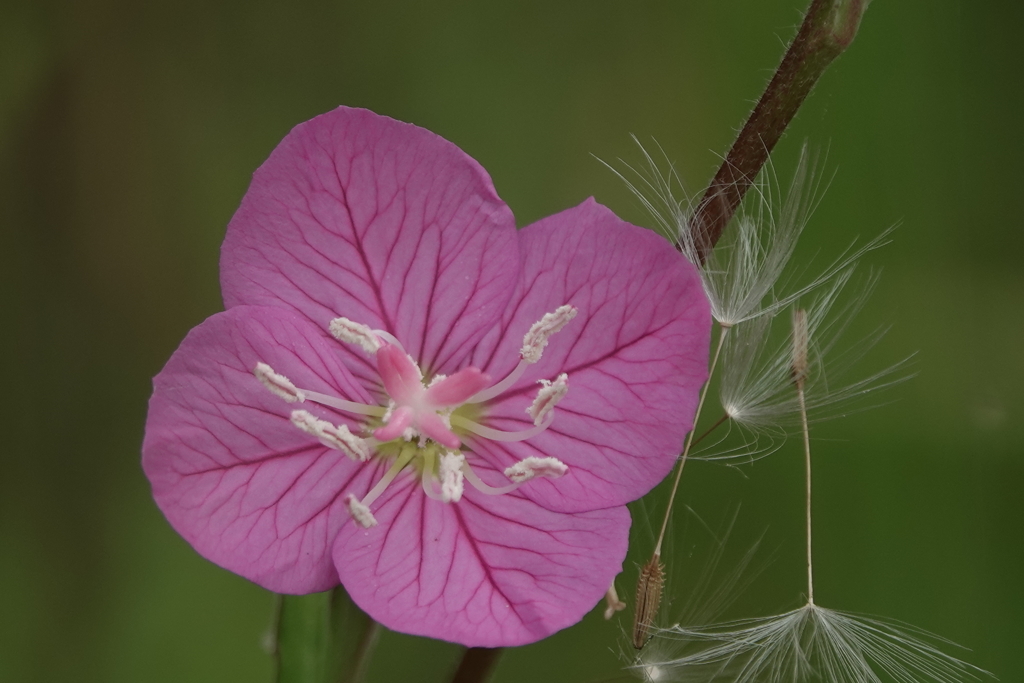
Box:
371 343 488 450
252 306 577 528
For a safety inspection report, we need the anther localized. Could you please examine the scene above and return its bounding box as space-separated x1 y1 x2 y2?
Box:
290 410 371 461
520 304 577 363
345 494 377 528
468 305 577 404
439 452 465 503
527 373 569 425
504 456 568 483
254 363 305 402
329 317 381 354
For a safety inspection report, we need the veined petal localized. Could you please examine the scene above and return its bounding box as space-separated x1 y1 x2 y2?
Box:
333 462 630 647
220 106 520 381
468 199 711 513
142 306 380 593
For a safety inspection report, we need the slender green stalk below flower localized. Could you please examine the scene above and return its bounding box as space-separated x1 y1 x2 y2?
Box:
274 587 378 683
450 647 503 683
348 618 381 683
690 0 869 262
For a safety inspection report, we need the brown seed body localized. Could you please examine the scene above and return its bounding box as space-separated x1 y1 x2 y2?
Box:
632 557 665 650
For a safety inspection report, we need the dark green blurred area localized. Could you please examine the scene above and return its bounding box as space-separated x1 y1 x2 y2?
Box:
1 1 1021 681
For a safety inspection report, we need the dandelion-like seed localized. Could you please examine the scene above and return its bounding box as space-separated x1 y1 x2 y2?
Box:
717 267 913 440
614 144 924 671
638 602 991 683
642 603 989 683
634 556 666 649
623 510 767 682
607 140 884 327
627 309 991 683
615 144 829 642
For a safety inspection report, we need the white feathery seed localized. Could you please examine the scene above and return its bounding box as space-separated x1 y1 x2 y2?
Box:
717 267 913 440
633 604 990 683
603 139 891 327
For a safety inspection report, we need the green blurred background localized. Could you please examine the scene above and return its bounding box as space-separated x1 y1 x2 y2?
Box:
1 1 1020 681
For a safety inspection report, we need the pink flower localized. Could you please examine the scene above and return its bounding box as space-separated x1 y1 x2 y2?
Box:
143 107 710 647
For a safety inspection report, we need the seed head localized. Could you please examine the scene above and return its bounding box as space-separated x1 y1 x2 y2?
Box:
633 556 666 650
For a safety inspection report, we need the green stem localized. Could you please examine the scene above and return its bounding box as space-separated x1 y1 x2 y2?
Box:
690 0 870 262
274 587 378 683
347 619 381 683
450 647 503 683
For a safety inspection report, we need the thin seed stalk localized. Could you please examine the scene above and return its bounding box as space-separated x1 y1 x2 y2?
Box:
797 383 814 604
791 308 814 604
653 323 730 557
632 324 729 650
691 412 729 448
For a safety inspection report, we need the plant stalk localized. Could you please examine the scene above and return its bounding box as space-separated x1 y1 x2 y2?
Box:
797 383 814 604
273 588 378 683
690 0 869 263
450 647 503 683
653 323 730 557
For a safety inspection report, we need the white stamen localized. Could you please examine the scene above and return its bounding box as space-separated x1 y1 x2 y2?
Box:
504 456 568 483
466 359 527 403
289 410 371 461
254 363 305 403
371 328 404 350
461 461 520 496
361 448 417 508
345 494 377 528
450 413 554 442
520 304 577 363
527 373 569 425
300 390 387 417
603 583 627 620
439 452 465 503
290 409 323 434
421 476 444 501
329 317 381 354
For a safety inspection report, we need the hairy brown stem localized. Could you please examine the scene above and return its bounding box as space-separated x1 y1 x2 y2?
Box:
690 0 869 263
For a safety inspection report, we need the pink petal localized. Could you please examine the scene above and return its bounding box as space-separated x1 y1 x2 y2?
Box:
333 462 630 647
220 106 520 383
143 305 381 593
468 198 711 513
